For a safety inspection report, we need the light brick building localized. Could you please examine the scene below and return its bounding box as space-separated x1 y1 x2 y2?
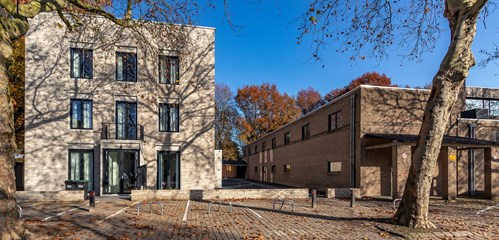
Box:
24 13 218 195
243 85 499 200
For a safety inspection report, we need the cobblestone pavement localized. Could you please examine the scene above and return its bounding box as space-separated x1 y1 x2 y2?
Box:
20 197 498 239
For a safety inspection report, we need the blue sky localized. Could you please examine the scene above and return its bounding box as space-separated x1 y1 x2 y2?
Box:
198 1 499 97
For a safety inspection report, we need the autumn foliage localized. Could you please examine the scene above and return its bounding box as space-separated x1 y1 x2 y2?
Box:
296 87 323 115
324 72 394 101
236 83 300 144
7 37 25 153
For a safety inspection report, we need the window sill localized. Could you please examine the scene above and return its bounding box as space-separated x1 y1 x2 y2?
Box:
327 172 341 175
70 77 93 80
70 128 93 131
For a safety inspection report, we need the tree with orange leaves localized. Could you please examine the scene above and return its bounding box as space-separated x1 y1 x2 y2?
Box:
324 72 393 101
296 86 323 115
236 83 300 144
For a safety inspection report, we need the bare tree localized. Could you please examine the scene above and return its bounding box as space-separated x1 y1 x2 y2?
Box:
0 0 198 238
298 0 492 228
215 83 240 160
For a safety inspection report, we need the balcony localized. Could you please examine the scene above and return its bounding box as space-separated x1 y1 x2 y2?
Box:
101 123 144 141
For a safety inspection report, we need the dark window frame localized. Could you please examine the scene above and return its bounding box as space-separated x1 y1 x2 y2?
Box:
271 137 276 149
284 164 291 173
158 103 180 132
284 132 291 145
328 111 343 131
115 101 138 140
262 142 266 151
70 48 93 79
158 55 180 84
70 99 93 129
116 51 138 82
271 165 276 173
255 145 258 153
67 149 94 191
302 124 310 140
156 150 181 190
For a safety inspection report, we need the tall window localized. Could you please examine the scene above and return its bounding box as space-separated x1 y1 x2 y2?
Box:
68 150 94 191
70 99 92 129
255 145 258 153
159 103 179 132
284 132 291 145
262 142 266 151
159 56 180 84
116 52 137 82
328 111 343 131
302 124 310 140
70 48 93 79
116 102 137 139
157 151 180 190
272 138 276 149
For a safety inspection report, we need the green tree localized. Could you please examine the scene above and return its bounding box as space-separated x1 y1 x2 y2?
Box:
299 0 492 228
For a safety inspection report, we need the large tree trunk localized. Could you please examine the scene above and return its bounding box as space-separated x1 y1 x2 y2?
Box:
0 30 23 239
394 0 487 228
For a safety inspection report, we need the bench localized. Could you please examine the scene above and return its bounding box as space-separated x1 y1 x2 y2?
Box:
272 198 295 212
137 201 164 215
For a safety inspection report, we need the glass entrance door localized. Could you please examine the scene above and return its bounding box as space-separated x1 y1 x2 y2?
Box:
104 150 138 194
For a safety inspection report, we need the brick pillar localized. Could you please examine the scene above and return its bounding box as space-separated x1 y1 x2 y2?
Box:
392 145 412 199
484 147 499 200
442 147 457 200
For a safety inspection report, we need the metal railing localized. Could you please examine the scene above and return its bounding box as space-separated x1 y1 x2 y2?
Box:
101 123 144 141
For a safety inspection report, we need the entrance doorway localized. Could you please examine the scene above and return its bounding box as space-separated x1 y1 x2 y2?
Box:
103 149 139 194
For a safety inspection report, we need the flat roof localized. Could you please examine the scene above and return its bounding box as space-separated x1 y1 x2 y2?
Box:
366 133 499 146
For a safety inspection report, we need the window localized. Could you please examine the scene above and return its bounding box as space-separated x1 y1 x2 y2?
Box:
255 166 258 172
328 111 343 131
70 99 92 129
284 132 291 145
159 103 179 132
262 142 266 151
159 56 179 84
116 102 137 139
302 124 310 140
271 165 276 173
116 52 137 81
465 98 499 116
157 151 180 189
328 162 342 173
70 48 93 79
284 164 291 173
272 138 276 149
68 150 94 191
255 145 258 153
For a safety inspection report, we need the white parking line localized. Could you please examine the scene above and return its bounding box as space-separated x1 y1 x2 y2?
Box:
42 201 102 222
476 203 499 215
98 201 139 223
240 203 263 219
182 200 190 221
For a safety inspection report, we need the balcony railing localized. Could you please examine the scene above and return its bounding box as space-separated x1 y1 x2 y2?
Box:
101 123 144 141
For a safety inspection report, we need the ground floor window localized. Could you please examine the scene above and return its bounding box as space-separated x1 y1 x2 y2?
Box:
157 151 180 189
68 150 93 191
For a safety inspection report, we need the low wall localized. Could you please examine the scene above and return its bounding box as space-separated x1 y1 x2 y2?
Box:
16 191 85 202
326 188 361 199
131 188 309 201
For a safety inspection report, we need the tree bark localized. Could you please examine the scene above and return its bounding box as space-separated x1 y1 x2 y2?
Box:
394 0 487 228
0 30 23 238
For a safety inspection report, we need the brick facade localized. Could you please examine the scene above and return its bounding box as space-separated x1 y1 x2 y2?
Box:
24 13 216 195
244 85 499 199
